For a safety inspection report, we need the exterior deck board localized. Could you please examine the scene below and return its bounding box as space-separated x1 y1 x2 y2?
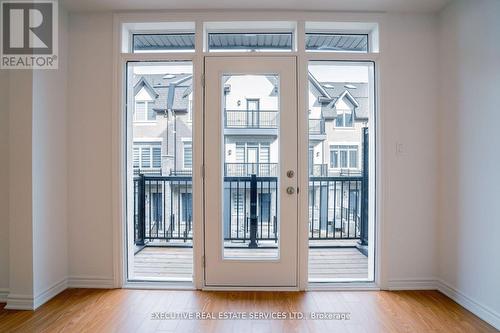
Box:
132 247 368 280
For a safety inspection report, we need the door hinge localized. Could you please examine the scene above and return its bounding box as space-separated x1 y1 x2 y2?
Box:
201 164 205 179
202 255 205 266
201 74 205 88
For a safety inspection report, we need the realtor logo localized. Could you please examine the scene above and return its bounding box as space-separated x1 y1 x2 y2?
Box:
1 0 58 69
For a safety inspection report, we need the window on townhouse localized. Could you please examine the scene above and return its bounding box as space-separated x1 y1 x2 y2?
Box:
134 101 156 121
231 142 272 176
187 99 193 123
133 143 162 170
183 141 193 169
330 145 358 169
335 109 354 128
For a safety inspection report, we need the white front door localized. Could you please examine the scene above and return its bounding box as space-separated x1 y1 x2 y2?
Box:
204 56 298 287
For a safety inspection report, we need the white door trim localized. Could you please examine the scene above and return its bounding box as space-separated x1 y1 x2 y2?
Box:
112 14 381 291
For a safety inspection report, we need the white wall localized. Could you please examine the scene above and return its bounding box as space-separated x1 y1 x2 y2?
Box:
0 69 10 299
32 7 69 306
381 13 439 286
67 13 115 285
1 6 70 309
7 70 35 307
438 0 500 328
64 12 441 289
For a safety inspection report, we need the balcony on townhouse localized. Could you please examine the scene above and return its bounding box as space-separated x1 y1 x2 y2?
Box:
224 109 279 136
308 118 326 141
224 162 278 177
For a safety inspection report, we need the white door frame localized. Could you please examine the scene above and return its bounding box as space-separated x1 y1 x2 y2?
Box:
112 14 381 291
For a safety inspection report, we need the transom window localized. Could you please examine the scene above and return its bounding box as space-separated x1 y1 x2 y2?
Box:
330 145 358 169
305 33 369 53
132 33 195 53
122 21 379 54
207 32 293 52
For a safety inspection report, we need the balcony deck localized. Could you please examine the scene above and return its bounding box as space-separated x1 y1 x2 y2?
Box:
132 246 368 281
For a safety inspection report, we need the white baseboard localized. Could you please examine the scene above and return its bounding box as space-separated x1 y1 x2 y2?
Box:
33 279 68 309
5 294 35 310
0 288 10 303
387 278 438 290
67 276 114 289
436 280 500 331
5 278 69 310
2 276 114 311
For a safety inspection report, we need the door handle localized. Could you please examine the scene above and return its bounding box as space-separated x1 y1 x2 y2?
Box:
286 186 295 195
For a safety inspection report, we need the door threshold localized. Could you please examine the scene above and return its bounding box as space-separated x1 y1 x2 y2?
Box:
203 286 300 291
307 281 379 291
124 280 195 290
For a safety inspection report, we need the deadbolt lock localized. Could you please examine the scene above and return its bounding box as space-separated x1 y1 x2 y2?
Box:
286 170 295 178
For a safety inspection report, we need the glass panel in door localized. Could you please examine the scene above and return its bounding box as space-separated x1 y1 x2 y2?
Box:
126 61 194 282
222 75 279 259
307 61 375 283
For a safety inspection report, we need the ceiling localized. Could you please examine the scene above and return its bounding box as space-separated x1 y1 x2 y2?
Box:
61 0 452 13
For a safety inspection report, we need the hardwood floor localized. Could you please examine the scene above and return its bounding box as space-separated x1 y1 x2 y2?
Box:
133 247 368 281
0 289 497 332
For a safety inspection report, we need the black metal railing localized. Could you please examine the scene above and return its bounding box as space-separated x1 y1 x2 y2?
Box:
133 167 162 176
225 110 278 129
309 176 364 240
134 174 193 245
359 127 369 246
169 169 193 176
134 175 368 247
309 119 325 135
133 173 279 247
224 175 278 244
225 163 278 177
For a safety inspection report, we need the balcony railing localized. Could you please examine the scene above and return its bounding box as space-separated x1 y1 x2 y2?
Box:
133 167 162 176
309 176 364 241
133 174 368 247
224 175 278 244
225 109 278 129
309 119 325 135
134 174 193 246
225 163 278 177
169 169 193 176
